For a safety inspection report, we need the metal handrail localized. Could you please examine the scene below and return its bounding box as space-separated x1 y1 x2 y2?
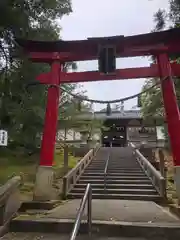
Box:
70 184 92 240
104 144 111 191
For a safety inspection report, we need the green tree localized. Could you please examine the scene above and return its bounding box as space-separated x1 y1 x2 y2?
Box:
0 0 74 153
57 98 103 144
140 0 180 141
141 79 164 118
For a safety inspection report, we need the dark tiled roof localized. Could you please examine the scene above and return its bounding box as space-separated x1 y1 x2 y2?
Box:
77 110 141 120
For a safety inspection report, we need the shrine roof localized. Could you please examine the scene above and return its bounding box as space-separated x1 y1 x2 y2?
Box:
77 110 142 120
15 27 180 57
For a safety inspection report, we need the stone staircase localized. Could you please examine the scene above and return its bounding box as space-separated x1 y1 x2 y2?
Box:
0 147 178 240
67 147 161 201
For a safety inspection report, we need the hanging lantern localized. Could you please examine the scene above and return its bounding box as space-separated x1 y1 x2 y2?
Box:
137 95 142 107
77 100 81 111
90 102 94 111
106 103 111 116
120 101 124 112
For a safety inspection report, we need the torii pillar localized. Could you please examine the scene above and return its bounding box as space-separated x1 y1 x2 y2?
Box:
157 53 180 203
34 62 62 200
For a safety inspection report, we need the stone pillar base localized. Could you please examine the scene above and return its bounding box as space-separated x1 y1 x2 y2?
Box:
174 166 180 204
33 166 55 201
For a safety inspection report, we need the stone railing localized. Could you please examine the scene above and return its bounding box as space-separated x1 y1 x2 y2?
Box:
127 140 161 148
62 144 100 199
129 143 166 198
0 176 21 231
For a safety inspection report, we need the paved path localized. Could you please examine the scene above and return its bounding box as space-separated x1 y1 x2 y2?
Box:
2 233 147 240
2 200 180 239
46 199 179 224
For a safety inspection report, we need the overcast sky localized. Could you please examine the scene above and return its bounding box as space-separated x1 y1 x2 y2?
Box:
59 0 169 110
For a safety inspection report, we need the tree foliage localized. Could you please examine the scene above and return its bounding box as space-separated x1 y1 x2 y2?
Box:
140 0 180 141
58 97 103 143
0 0 75 153
141 79 164 119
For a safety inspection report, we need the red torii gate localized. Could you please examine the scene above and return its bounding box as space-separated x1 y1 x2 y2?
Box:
17 27 180 200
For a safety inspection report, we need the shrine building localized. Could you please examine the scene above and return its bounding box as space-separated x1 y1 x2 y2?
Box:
77 109 163 148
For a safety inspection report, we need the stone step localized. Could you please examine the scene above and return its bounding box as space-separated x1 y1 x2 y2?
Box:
108 161 138 163
71 188 157 195
88 163 105 165
90 161 105 163
89 161 105 163
107 166 140 169
108 162 139 165
83 171 145 175
67 193 161 201
108 165 141 170
78 179 152 184
109 159 137 161
107 164 140 166
84 169 144 173
87 168 105 170
1 233 148 240
87 166 105 168
82 175 148 179
108 159 137 161
87 165 105 170
107 167 141 170
106 164 140 166
86 168 142 172
83 171 105 173
89 163 105 165
89 160 104 162
83 172 106 175
85 169 105 172
8 217 180 239
107 171 144 174
89 167 142 171
80 175 149 180
85 170 105 172
82 172 146 176
1 233 81 240
74 183 154 189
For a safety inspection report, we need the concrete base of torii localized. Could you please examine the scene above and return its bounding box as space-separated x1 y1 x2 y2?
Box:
33 166 56 201
174 166 180 204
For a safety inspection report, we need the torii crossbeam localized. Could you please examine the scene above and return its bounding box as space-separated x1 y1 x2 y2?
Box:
16 27 180 201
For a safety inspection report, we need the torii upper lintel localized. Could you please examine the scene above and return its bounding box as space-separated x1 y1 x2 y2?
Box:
16 27 180 62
